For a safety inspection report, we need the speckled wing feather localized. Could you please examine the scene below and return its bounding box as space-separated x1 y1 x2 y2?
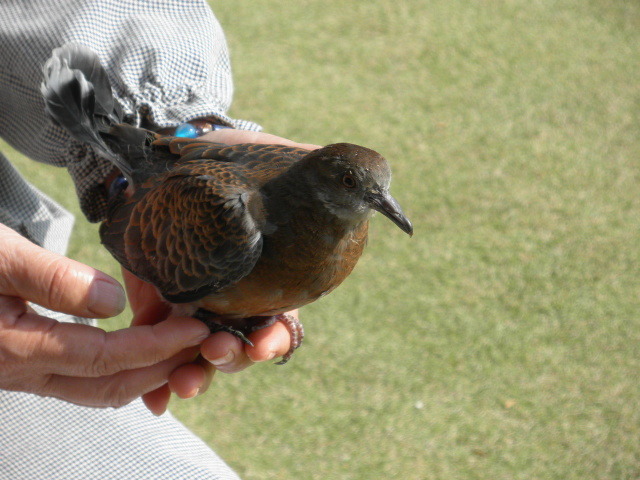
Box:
100 139 310 303
155 137 311 184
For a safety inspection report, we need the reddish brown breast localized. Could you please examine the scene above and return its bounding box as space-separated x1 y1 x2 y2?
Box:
195 220 369 320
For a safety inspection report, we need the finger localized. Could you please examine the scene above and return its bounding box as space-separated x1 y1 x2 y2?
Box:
168 363 205 398
5 310 210 377
168 357 215 399
200 129 321 151
40 347 199 409
245 320 293 363
200 332 254 373
130 298 172 327
0 225 125 318
142 384 172 416
121 269 172 325
196 357 216 394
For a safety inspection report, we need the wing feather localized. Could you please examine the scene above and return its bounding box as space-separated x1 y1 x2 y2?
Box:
100 139 312 302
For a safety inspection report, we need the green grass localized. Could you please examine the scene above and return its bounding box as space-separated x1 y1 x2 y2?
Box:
4 0 640 478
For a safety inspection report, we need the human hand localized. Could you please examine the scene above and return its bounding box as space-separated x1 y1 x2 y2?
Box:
199 128 321 151
123 268 300 414
129 128 319 415
0 223 212 408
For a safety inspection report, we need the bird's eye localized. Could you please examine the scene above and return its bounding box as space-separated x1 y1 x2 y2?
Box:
342 173 357 189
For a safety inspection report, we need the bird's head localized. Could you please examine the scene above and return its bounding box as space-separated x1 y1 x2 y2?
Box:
301 143 413 236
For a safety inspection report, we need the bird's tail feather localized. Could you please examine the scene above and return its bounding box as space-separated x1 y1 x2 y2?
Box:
41 43 133 179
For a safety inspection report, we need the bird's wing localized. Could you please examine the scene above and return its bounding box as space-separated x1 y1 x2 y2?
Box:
152 137 311 184
101 158 269 303
100 138 312 302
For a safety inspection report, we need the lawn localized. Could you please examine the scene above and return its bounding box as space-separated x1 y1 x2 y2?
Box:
3 0 640 478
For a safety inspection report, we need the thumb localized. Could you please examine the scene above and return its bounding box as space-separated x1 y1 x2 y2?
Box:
0 224 125 318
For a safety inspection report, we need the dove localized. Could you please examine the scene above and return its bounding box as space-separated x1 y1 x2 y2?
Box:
41 44 413 363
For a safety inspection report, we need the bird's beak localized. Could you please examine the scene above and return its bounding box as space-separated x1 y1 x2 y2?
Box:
365 190 414 236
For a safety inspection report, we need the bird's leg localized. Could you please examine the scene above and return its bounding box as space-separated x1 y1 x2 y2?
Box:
193 309 254 347
243 313 305 365
194 310 304 364
273 313 305 365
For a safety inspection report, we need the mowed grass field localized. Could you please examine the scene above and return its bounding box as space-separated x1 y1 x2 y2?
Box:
3 0 639 478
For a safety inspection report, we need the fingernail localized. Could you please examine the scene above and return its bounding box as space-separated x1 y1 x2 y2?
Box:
185 387 200 399
185 326 211 345
192 330 211 344
88 278 126 317
209 350 234 366
265 351 277 361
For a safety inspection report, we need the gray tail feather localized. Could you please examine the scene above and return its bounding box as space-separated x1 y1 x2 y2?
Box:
41 43 133 180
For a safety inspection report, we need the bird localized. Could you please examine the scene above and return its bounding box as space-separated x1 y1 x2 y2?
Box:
41 44 413 364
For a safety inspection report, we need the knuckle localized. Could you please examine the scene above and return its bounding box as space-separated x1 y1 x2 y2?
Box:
85 329 167 378
0 234 30 295
0 295 27 327
86 334 122 377
37 374 58 398
85 329 158 378
88 355 115 378
0 298 61 390
0 258 10 293
44 258 77 310
99 380 137 408
0 297 33 377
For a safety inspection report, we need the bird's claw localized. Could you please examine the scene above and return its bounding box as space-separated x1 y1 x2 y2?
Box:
194 309 255 347
242 313 305 364
195 309 304 364
273 313 305 365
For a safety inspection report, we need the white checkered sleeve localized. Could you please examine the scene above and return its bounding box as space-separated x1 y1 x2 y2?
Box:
0 0 260 222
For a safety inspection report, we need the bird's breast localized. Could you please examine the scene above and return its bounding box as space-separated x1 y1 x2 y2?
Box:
195 220 369 321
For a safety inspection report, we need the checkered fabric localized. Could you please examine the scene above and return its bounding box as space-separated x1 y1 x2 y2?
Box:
0 391 241 480
0 0 260 222
0 1 261 478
